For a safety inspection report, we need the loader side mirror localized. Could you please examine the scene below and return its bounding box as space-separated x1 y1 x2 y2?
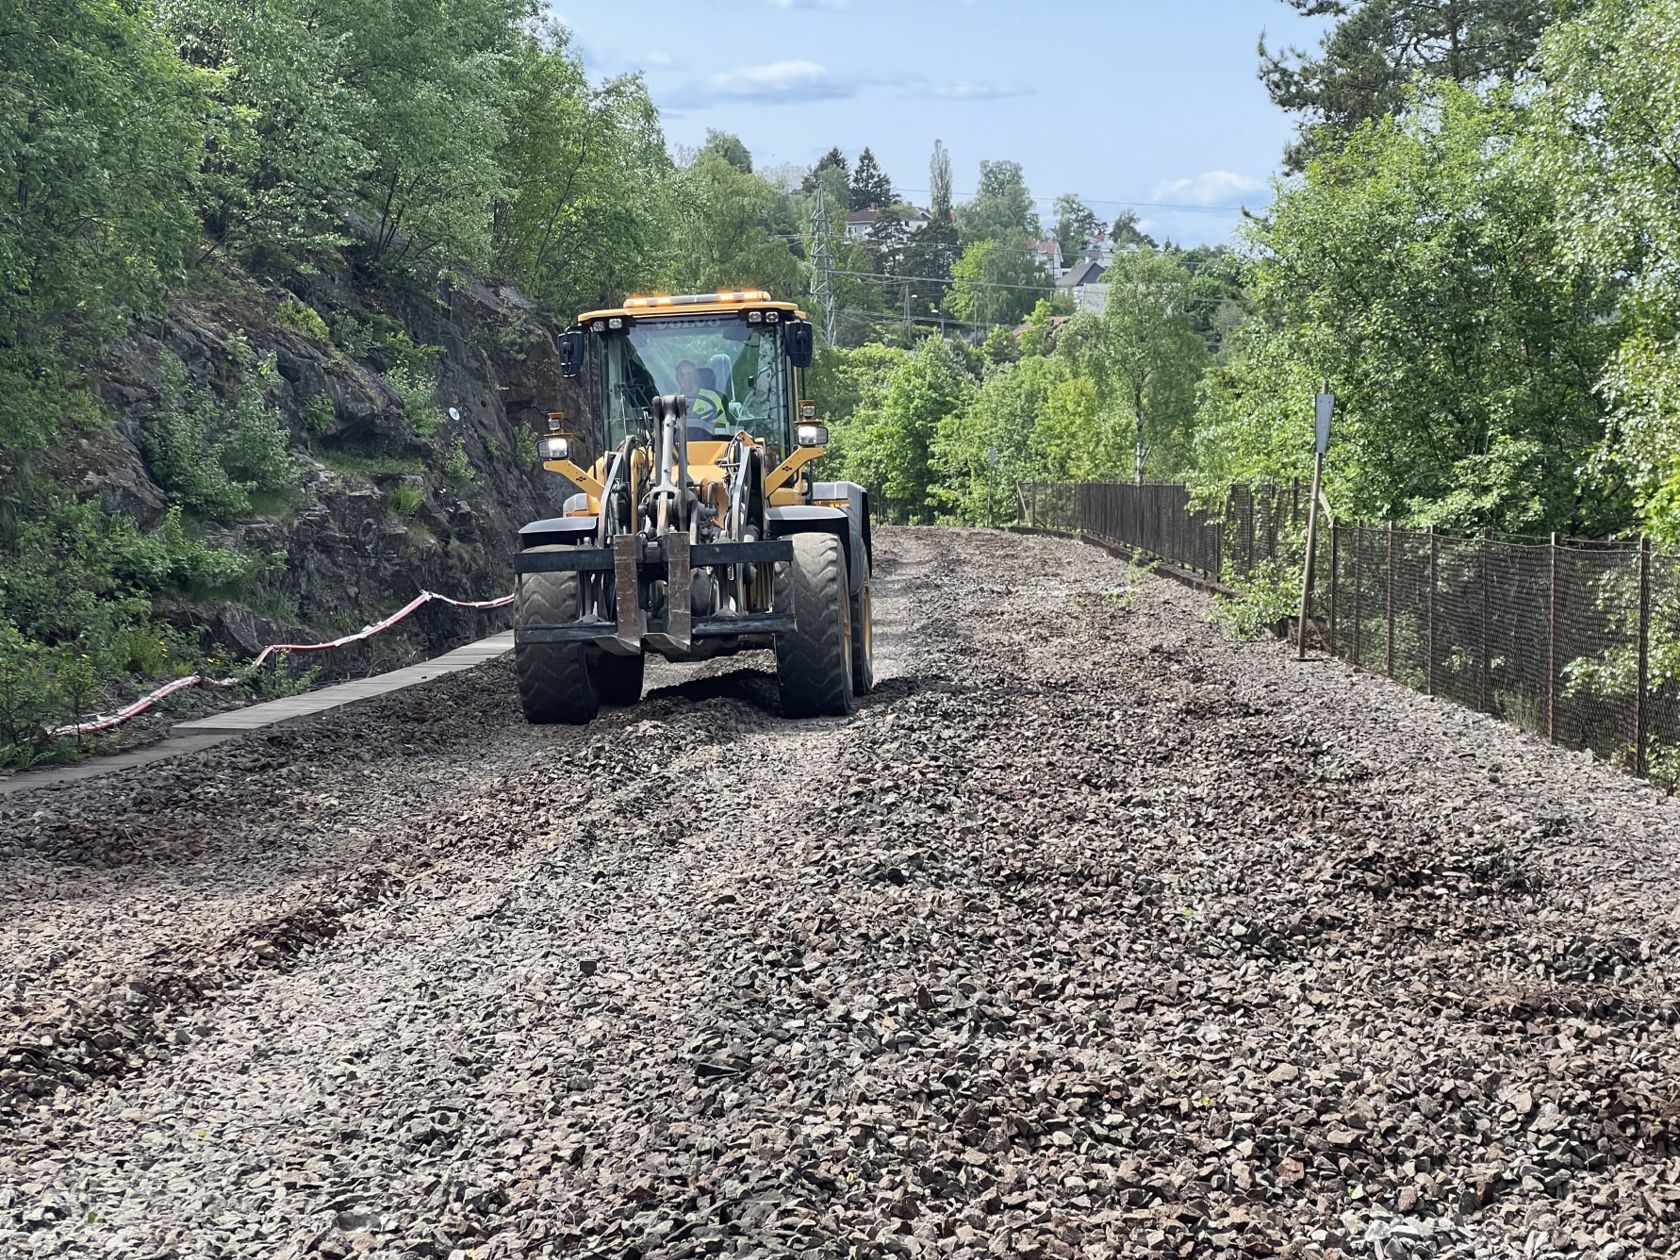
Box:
786 320 814 369
559 328 585 378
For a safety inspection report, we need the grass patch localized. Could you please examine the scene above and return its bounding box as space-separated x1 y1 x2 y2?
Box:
319 450 426 479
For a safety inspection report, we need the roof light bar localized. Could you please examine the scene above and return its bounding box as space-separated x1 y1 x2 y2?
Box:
622 290 773 309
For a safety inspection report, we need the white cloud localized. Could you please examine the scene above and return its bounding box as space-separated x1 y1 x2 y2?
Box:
670 59 855 106
911 80 1033 102
647 49 672 66
768 0 850 8
1149 171 1268 206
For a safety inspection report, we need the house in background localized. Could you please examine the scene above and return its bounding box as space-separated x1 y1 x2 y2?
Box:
1028 237 1064 277
845 206 932 241
1056 258 1108 314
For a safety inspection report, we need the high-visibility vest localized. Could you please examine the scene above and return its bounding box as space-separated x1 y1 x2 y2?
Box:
689 388 727 431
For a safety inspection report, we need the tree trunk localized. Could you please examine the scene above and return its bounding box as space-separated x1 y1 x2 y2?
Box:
1133 385 1145 484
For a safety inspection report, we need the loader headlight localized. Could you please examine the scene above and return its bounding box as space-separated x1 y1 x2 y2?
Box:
607 317 624 330
796 422 828 448
540 436 571 461
591 319 606 333
747 310 764 324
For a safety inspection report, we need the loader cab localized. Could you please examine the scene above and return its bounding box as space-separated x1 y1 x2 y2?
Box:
564 292 814 466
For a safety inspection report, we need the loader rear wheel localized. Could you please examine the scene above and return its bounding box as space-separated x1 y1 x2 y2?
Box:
595 651 645 706
516 556 599 725
775 533 855 718
850 574 874 696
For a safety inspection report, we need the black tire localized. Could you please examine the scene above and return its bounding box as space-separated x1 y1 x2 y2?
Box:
516 553 599 725
595 651 644 706
850 573 874 696
775 533 855 718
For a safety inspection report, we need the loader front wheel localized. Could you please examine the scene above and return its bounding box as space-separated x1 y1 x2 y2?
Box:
775 533 855 718
595 651 645 706
516 557 599 725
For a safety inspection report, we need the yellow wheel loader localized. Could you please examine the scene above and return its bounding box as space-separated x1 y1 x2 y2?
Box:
515 290 874 724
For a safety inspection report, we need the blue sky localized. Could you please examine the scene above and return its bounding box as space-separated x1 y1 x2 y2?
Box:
554 1 1329 247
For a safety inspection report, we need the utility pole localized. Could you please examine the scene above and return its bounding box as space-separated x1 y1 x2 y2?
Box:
810 183 838 346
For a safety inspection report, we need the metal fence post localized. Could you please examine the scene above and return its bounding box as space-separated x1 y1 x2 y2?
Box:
1352 524 1363 668
1426 527 1437 696
1385 523 1396 679
1329 521 1340 658
1480 530 1493 714
1292 477 1300 528
1635 537 1651 779
1547 532 1558 744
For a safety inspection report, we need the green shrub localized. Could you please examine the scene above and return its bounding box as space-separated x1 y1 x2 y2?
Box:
218 356 297 495
387 364 443 439
1210 559 1300 641
333 313 440 373
273 298 330 342
514 425 539 467
147 355 251 516
145 353 299 515
442 433 473 484
301 394 336 436
389 484 423 516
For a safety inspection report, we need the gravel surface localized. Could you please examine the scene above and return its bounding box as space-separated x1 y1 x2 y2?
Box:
3 527 1677 1259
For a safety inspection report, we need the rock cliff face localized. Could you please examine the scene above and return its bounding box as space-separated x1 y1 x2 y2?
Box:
85 262 585 658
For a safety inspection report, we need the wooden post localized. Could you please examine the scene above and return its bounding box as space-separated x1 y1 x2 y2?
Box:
1385 523 1396 678
1635 537 1651 779
1292 477 1300 528
1297 451 1326 660
1547 532 1558 744
1329 521 1340 658
1426 527 1437 696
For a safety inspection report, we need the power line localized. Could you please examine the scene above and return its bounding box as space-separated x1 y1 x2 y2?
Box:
830 266 1055 294
890 186 1259 214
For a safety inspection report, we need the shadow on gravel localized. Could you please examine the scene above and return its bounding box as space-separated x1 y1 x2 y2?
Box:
642 668 782 716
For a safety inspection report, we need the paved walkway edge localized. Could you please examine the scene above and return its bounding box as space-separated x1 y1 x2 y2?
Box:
0 632 514 796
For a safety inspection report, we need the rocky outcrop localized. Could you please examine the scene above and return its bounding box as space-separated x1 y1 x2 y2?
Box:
84 260 585 656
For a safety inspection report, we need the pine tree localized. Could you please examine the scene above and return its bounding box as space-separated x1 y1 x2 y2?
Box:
850 147 895 211
1260 0 1557 169
801 147 848 194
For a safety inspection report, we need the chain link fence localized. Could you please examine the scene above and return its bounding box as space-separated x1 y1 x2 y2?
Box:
1017 481 1680 791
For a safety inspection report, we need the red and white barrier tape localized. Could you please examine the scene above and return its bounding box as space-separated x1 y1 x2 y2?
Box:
51 589 514 738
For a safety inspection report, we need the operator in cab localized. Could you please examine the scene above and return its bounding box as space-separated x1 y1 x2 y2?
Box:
676 360 728 436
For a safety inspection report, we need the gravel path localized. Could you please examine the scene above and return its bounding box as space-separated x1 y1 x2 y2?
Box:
3 528 1677 1259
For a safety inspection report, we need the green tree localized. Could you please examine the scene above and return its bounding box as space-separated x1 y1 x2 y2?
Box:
337 0 523 268
802 146 849 194
701 129 753 174
494 27 673 314
1534 0 1680 541
1260 0 1558 168
850 146 894 210
1109 208 1156 248
1053 194 1105 266
834 338 972 522
949 238 1052 330
900 141 960 320
958 160 1040 245
1 0 205 478
1198 86 1615 532
1061 248 1209 483
672 152 803 297
162 0 366 265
